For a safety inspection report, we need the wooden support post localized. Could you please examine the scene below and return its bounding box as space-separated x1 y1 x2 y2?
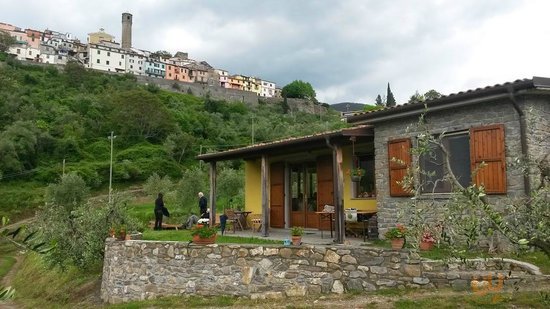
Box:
261 155 269 237
209 161 217 227
332 144 345 244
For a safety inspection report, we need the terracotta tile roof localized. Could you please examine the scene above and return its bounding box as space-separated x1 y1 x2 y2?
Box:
197 125 373 162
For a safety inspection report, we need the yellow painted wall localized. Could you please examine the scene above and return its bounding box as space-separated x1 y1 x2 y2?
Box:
341 146 377 212
244 160 262 215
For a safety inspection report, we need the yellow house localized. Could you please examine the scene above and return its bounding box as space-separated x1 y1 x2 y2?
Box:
197 126 376 243
87 28 115 44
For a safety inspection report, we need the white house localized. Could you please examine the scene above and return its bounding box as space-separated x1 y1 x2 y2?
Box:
215 69 230 88
125 48 148 75
260 80 276 97
87 43 126 73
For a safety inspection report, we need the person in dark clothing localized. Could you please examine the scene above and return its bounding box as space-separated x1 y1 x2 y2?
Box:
154 193 165 230
198 192 207 216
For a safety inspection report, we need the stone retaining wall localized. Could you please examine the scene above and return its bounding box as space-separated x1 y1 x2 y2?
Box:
100 239 548 304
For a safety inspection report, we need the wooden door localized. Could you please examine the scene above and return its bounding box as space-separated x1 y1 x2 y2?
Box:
270 162 285 228
289 165 305 227
317 156 333 230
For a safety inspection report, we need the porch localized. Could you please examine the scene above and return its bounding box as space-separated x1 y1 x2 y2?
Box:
224 227 376 246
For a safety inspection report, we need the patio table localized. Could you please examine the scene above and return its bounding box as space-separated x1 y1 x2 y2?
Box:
234 211 252 229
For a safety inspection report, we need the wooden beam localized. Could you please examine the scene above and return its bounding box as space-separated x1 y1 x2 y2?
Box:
261 155 269 237
332 144 345 244
209 161 217 227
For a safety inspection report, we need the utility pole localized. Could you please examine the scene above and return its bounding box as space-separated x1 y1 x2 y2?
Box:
251 114 255 145
108 131 116 203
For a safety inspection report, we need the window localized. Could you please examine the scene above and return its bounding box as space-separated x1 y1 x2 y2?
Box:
121 55 124 59
119 62 121 66
97 50 100 55
97 59 100 64
420 132 471 193
130 65 133 69
352 154 375 198
106 60 110 65
418 125 506 194
388 124 506 196
16 49 20 54
107 52 110 56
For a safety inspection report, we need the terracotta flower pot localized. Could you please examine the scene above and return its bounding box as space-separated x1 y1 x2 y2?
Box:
192 234 217 245
391 238 405 250
291 236 302 246
419 241 434 251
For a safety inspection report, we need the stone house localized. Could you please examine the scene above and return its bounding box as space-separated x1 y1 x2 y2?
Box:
347 77 549 236
197 77 550 242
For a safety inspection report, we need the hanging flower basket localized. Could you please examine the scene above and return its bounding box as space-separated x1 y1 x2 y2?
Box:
348 167 365 182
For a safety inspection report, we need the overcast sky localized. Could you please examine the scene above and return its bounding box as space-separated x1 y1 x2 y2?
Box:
2 0 549 104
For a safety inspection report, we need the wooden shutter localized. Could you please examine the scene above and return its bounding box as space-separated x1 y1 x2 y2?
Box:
388 138 412 196
470 124 506 194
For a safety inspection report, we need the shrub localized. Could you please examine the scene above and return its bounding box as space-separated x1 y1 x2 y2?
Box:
384 225 407 239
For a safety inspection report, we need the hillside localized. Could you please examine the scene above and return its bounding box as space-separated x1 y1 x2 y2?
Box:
330 102 366 112
0 54 346 218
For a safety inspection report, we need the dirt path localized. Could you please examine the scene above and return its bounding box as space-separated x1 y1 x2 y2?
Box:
0 250 24 309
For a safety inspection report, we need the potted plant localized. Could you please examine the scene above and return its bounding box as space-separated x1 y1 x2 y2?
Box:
384 224 407 249
190 224 218 245
290 226 304 245
117 225 127 241
419 231 436 251
108 226 116 238
349 167 365 182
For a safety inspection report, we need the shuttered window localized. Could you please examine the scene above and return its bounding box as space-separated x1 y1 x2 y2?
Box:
388 138 412 196
470 124 506 194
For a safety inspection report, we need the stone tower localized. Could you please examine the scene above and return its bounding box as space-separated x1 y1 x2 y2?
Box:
121 12 132 49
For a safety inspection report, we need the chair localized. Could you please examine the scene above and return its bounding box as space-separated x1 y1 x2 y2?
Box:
250 214 262 233
225 209 243 233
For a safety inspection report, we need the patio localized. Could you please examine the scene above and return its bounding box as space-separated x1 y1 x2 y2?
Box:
224 227 375 246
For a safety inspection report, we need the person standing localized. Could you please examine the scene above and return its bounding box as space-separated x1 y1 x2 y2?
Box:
154 193 165 230
198 192 207 216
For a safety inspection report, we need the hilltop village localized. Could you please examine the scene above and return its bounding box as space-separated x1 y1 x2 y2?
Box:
0 12 280 99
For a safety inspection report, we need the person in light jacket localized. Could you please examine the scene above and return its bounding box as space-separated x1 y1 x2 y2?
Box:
198 192 207 216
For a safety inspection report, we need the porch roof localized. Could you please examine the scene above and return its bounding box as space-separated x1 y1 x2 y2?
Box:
196 125 373 162
347 76 550 125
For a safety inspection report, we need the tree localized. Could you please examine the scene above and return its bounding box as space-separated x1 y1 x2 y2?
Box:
0 30 16 52
110 89 175 141
375 94 384 106
408 91 424 104
386 83 396 107
281 80 316 100
408 89 443 104
36 173 140 270
424 89 442 101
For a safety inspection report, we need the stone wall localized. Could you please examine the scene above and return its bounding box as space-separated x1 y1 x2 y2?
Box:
100 239 547 304
136 76 260 105
372 98 545 236
524 97 550 189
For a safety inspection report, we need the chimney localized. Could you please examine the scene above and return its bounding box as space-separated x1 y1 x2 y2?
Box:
121 12 132 49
